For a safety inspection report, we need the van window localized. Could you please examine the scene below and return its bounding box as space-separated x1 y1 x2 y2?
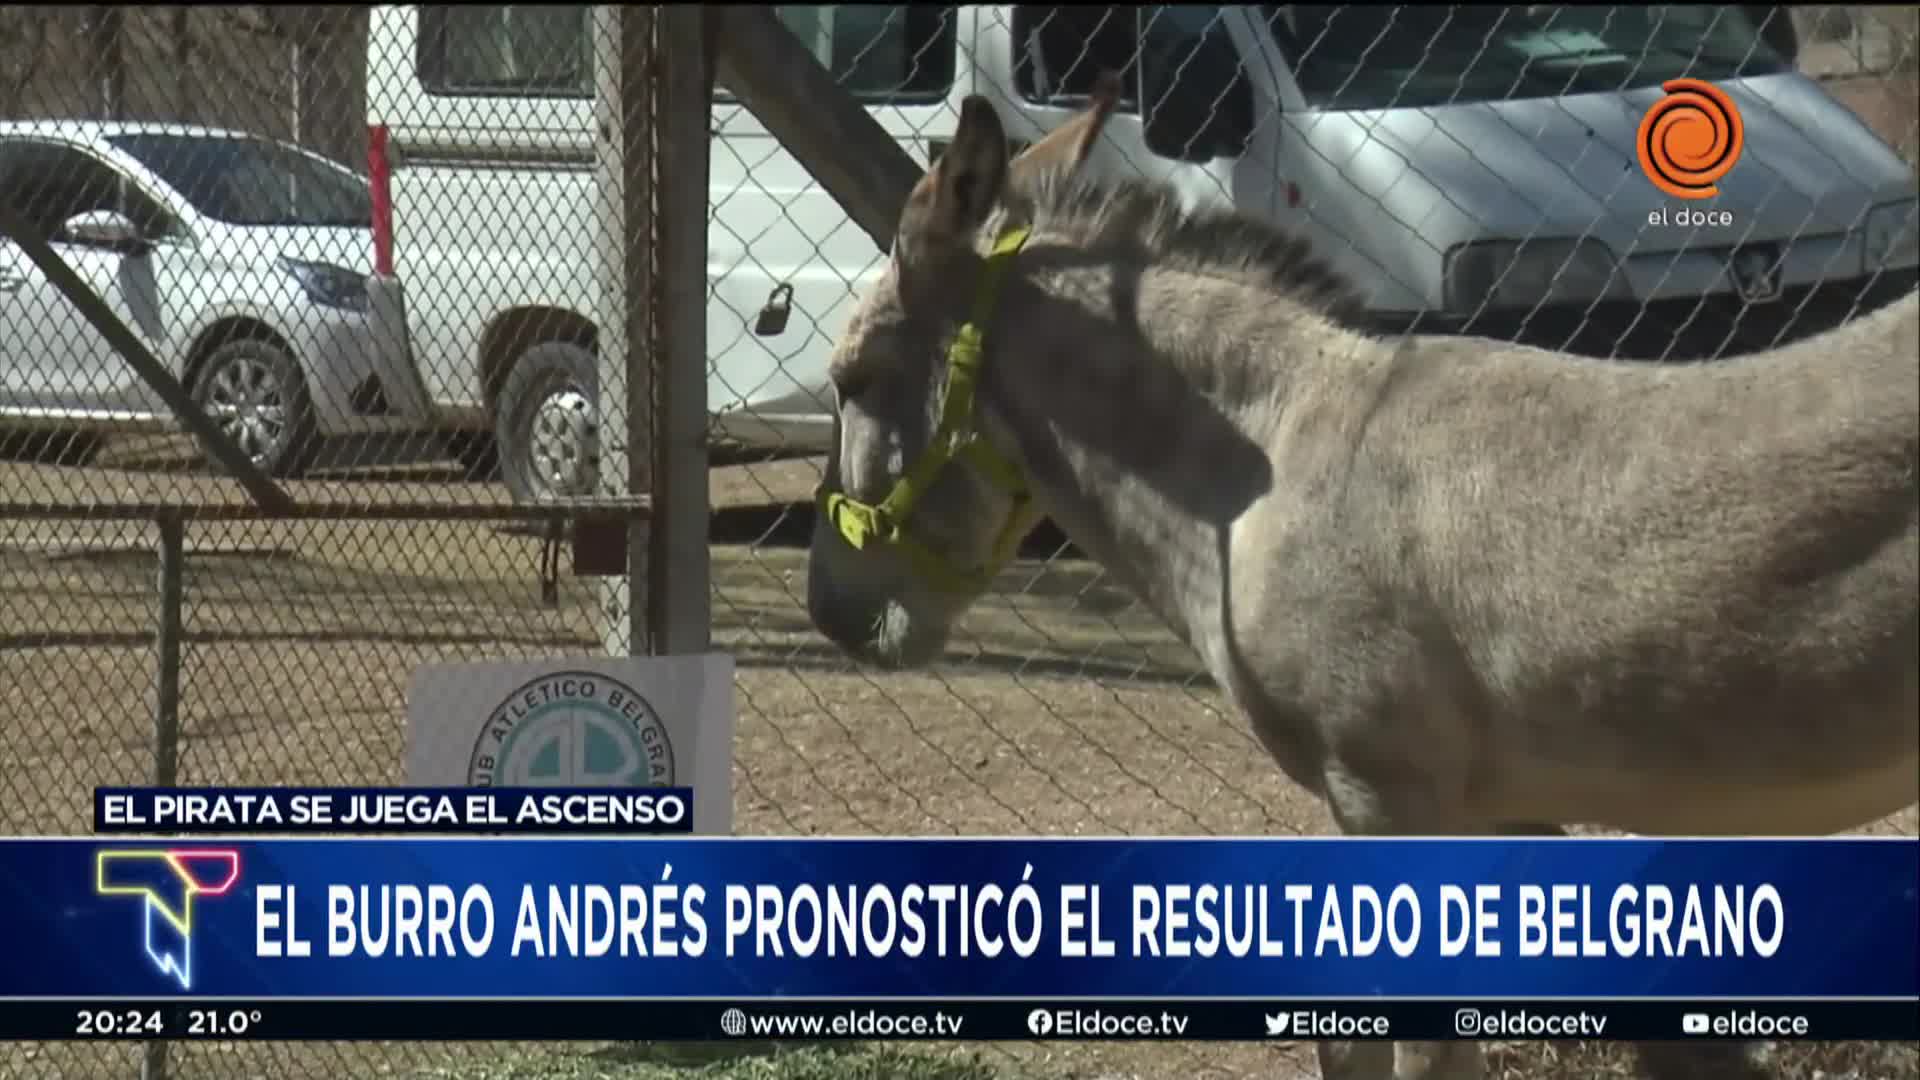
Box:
1138 7 1256 162
719 7 958 104
418 5 593 97
1012 7 1143 112
1263 5 1789 111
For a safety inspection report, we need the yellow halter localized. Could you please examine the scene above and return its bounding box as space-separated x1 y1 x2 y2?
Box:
816 225 1041 595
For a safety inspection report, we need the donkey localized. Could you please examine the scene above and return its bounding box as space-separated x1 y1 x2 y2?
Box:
805 86 1919 1080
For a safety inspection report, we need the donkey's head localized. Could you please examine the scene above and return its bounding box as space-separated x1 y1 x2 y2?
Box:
807 79 1119 667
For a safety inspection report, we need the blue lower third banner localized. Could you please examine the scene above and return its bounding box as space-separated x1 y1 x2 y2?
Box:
0 838 1912 1040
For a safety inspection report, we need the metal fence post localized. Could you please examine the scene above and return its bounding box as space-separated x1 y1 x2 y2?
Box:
652 7 713 655
153 511 185 788
592 4 659 658
150 511 184 780
141 510 185 1080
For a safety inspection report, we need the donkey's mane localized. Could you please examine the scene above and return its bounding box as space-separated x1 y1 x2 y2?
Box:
1006 167 1366 323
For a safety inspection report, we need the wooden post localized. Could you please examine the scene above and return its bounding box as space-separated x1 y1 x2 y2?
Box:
712 7 923 252
649 7 713 655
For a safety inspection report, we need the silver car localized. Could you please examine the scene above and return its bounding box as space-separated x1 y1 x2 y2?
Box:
0 122 428 475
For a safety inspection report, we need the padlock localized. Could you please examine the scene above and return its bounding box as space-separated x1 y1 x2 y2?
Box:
754 283 793 336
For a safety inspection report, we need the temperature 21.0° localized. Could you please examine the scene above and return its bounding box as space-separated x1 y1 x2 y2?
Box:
186 1008 263 1037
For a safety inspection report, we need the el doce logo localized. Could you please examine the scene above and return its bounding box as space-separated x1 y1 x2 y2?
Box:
1637 78 1745 200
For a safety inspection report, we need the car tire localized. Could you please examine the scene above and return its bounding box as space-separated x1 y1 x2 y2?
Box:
494 341 600 503
444 430 501 481
189 337 318 478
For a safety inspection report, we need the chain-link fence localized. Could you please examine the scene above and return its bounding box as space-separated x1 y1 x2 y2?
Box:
3 6 1917 1080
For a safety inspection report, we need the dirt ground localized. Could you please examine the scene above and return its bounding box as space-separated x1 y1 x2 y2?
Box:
2 445 1914 1080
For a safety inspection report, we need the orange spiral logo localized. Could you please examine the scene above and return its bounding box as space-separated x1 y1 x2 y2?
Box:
1637 78 1744 200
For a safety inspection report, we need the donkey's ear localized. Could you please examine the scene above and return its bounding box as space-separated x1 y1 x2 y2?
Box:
901 95 1008 251
1009 70 1120 185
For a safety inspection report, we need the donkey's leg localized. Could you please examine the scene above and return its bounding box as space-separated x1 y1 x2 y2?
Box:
1314 767 1487 1080
1367 822 1569 1080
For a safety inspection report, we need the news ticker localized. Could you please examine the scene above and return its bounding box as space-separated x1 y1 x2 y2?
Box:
24 998 1917 1042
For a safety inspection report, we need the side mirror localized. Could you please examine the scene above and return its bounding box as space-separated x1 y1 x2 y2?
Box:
1139 32 1253 165
61 210 149 254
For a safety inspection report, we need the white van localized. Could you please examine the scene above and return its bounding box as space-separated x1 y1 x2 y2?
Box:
366 5 1918 500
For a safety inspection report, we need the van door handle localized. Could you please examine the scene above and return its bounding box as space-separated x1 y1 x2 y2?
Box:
0 271 24 292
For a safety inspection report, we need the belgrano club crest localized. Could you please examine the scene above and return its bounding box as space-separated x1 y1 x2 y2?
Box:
468 670 676 788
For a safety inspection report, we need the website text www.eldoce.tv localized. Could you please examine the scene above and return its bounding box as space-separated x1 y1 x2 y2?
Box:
718 1005 966 1039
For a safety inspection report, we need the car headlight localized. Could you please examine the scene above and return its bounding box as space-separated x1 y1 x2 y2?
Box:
1443 238 1630 316
1863 199 1919 273
281 258 370 312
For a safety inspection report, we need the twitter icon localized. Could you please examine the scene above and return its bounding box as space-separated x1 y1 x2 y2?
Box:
1264 1012 1291 1036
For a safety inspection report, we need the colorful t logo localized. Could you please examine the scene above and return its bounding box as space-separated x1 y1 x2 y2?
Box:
95 849 241 990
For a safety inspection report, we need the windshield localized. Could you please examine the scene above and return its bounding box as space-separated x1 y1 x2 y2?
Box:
1263 5 1788 111
106 133 372 227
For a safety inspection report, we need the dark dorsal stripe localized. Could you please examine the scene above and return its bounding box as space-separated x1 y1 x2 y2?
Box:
1012 169 1365 323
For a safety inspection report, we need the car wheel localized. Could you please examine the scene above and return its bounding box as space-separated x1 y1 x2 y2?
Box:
444 430 501 481
495 341 600 502
190 338 318 478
